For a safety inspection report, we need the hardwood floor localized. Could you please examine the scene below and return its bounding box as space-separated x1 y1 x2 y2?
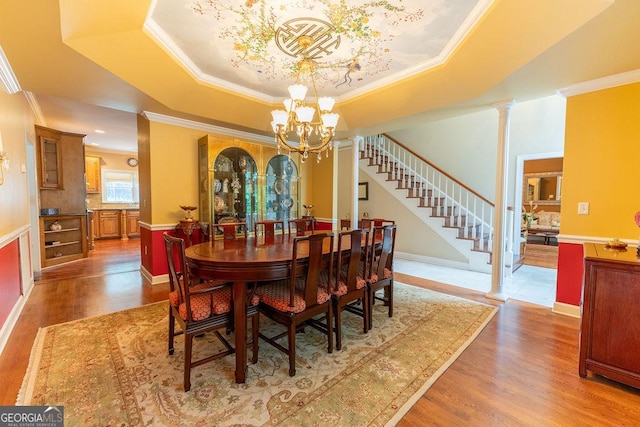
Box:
522 242 559 269
2 239 639 425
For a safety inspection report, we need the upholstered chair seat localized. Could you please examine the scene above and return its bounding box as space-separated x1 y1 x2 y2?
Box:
255 232 335 376
258 278 331 313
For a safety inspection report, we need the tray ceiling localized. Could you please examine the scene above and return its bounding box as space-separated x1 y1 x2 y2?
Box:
148 0 486 100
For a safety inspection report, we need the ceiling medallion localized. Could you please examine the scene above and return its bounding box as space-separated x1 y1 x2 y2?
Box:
274 18 340 60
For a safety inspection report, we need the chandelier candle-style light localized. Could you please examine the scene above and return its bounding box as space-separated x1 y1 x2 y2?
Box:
271 36 339 163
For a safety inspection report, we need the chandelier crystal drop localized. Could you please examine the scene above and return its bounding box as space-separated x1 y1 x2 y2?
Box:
270 36 339 163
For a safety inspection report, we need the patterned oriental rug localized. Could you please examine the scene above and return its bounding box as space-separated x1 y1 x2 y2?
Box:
18 283 497 426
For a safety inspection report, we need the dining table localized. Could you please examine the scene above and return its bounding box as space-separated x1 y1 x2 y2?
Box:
184 232 339 383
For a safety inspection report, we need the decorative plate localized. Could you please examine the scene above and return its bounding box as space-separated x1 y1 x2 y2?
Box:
127 157 138 167
274 179 287 195
280 198 293 209
214 195 225 213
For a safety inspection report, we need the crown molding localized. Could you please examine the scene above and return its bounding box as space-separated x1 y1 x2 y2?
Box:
143 19 275 103
337 0 495 103
23 91 46 126
142 111 275 145
557 68 640 97
145 0 494 105
0 46 21 94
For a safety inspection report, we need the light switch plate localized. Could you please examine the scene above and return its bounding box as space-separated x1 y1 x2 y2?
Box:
578 202 589 215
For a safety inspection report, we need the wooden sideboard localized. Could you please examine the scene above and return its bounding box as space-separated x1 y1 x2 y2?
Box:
579 243 640 389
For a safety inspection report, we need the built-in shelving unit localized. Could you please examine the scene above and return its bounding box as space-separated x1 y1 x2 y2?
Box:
39 214 88 267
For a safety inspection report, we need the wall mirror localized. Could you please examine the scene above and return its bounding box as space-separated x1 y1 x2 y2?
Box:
524 172 562 205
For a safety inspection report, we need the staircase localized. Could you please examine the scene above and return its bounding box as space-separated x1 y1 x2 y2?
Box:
359 134 494 273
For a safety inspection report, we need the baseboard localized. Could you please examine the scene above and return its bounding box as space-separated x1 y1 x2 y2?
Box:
552 301 581 318
395 251 472 270
140 265 168 286
0 283 34 356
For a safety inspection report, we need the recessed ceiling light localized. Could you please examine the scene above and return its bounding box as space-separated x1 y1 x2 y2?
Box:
94 129 105 134
88 142 100 146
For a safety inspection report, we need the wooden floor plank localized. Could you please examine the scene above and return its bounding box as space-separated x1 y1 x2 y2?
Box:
1 239 639 425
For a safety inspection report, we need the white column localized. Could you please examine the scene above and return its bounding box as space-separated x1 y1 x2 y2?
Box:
504 206 514 277
487 100 515 302
351 136 363 229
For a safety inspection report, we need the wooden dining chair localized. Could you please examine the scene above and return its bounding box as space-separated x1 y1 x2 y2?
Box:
163 233 259 391
288 217 315 235
373 218 395 227
359 218 374 230
330 228 370 351
365 224 397 330
254 220 285 238
255 232 334 376
213 221 248 240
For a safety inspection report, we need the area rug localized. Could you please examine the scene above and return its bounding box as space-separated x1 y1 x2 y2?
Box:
18 283 497 426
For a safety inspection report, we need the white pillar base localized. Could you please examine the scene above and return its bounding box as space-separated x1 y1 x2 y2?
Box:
486 290 509 302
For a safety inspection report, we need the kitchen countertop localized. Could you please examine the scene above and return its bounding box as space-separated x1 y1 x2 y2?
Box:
89 207 140 210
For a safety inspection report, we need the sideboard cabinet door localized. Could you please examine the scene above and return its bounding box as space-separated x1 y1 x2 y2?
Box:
579 243 640 389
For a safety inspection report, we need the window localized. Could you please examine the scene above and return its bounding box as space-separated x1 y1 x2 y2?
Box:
101 169 139 204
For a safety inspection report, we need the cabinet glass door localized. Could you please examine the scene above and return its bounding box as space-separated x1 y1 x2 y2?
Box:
213 148 257 230
265 155 299 224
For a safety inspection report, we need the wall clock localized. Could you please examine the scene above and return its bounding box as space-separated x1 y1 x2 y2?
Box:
127 157 138 167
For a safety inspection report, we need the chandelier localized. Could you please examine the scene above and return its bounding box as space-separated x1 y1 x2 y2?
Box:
270 35 339 163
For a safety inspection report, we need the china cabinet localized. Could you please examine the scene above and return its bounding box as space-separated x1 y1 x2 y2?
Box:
212 147 258 228
265 155 299 226
198 135 301 234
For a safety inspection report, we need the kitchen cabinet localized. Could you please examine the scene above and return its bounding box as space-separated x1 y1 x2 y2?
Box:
97 210 120 238
579 243 640 389
40 214 88 267
94 209 140 239
126 210 140 237
38 135 63 189
85 156 101 193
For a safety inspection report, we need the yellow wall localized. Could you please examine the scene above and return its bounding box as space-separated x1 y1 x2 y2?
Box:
562 82 640 239
148 121 206 224
307 151 335 220
144 119 319 225
0 90 35 235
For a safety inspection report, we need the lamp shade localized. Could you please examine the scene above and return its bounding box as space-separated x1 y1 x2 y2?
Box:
283 98 295 112
288 84 308 101
321 113 339 128
317 97 335 112
295 106 315 123
271 110 289 126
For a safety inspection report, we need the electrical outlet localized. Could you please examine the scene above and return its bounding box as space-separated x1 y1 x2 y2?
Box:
578 202 589 215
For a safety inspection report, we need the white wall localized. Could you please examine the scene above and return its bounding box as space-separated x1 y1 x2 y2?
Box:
338 95 566 266
388 95 566 208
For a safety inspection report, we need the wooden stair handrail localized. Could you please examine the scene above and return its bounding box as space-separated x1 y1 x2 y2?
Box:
382 133 495 208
